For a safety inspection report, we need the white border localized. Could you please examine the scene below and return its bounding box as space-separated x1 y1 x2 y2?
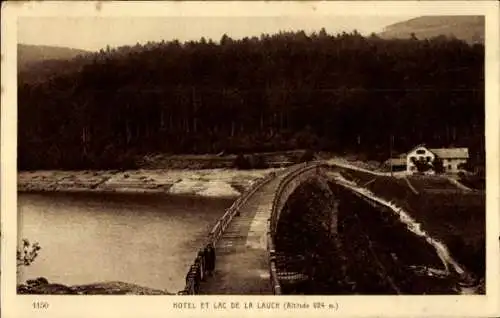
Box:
2 1 499 317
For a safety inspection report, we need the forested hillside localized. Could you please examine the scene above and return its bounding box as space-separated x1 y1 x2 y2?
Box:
18 44 91 83
18 44 89 67
18 30 484 170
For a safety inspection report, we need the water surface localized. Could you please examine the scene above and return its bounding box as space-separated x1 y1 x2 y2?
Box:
18 192 232 293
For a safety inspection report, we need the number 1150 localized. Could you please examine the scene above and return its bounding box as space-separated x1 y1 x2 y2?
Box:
33 301 49 310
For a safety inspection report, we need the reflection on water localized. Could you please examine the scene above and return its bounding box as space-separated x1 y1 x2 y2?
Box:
18 192 232 293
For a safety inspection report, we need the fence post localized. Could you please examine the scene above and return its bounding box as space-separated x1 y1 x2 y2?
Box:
275 284 281 295
194 263 201 294
197 251 206 281
269 249 276 294
206 243 216 274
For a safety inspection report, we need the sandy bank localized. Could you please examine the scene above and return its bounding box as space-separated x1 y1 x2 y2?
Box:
18 168 279 198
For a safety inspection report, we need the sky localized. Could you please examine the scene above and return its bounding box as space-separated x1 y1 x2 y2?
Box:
18 16 416 51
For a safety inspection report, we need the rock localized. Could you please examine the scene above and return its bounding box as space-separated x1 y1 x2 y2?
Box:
31 283 78 294
19 282 77 294
26 276 49 287
18 279 174 295
36 277 49 285
17 284 31 294
72 281 174 295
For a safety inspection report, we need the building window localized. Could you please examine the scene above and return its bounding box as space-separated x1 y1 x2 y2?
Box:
448 164 452 170
426 156 431 162
416 149 425 154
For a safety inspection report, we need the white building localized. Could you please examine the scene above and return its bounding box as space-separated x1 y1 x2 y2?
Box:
429 147 469 173
386 145 469 174
406 145 436 173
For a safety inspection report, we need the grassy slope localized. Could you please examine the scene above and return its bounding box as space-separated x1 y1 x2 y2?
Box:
339 169 485 277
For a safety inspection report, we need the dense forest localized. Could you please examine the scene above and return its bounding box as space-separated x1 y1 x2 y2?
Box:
18 29 484 170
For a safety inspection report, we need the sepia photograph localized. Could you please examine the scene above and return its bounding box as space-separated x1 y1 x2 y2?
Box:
2 1 499 317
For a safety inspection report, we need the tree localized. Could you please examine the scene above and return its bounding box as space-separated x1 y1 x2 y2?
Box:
251 154 269 169
299 150 316 163
220 34 233 46
17 239 41 267
233 154 251 170
458 161 474 172
411 157 432 173
319 28 328 38
432 157 445 174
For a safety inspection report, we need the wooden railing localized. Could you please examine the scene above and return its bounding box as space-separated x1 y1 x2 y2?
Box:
178 169 283 295
179 161 328 295
267 161 327 294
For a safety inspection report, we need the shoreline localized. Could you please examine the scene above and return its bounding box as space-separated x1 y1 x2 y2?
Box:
18 278 176 295
16 156 384 197
18 168 279 198
18 188 243 202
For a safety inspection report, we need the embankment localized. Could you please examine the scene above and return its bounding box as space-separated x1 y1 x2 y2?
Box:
276 175 481 294
18 169 278 198
333 167 485 282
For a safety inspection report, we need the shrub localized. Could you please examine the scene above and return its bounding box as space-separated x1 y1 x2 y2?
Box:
233 154 251 170
252 155 269 169
411 157 432 173
299 150 316 163
458 161 474 172
432 157 445 174
17 239 41 267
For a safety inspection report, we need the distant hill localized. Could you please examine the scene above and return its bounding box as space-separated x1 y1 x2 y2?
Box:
378 16 484 44
18 44 92 84
18 44 89 69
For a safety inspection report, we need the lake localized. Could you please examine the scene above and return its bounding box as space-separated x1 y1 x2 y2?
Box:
18 192 233 293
